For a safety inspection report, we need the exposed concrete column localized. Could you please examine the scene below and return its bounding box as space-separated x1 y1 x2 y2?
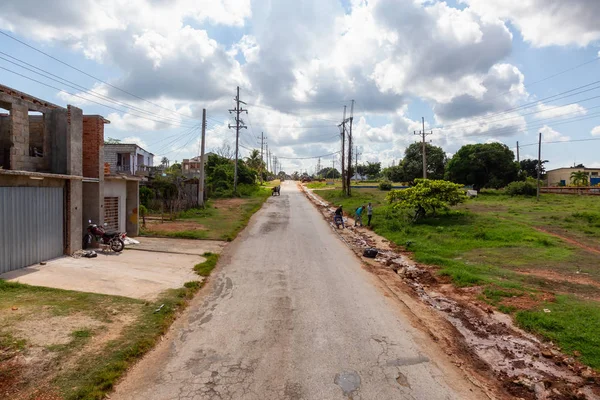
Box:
9 103 29 170
66 106 83 176
66 179 83 254
126 180 139 236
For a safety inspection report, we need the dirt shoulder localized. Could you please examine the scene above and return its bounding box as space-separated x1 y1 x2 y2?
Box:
302 184 600 400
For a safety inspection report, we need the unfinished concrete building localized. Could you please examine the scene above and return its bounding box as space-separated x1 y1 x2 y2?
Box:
0 84 139 274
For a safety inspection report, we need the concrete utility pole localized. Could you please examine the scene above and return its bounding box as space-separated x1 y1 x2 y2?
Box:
516 141 520 163
537 132 542 201
259 132 266 184
198 109 207 207
316 157 321 178
355 146 361 178
414 117 432 179
228 86 247 192
339 106 347 194
346 99 354 195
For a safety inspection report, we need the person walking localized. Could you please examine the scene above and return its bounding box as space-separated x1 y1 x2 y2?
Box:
367 202 373 226
355 204 365 227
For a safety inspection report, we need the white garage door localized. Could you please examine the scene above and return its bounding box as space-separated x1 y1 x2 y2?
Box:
0 187 64 274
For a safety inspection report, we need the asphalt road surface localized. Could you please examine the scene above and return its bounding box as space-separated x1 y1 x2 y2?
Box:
113 182 479 400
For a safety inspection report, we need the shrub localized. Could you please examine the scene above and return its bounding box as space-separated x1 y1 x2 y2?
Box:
379 181 393 191
387 179 466 222
506 178 537 196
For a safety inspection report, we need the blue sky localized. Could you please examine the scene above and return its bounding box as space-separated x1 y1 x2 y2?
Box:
1 0 599 173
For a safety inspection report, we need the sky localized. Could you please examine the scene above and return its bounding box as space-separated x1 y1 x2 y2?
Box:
1 0 600 174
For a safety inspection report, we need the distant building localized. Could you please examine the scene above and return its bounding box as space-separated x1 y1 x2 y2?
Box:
182 153 214 177
104 143 154 175
546 166 600 186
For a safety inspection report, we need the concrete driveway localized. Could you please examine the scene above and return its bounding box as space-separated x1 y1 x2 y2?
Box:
0 238 226 300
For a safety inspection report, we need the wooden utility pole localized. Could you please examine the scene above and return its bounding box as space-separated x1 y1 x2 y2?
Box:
198 109 207 207
346 99 354 195
414 117 432 179
536 132 542 201
228 86 247 192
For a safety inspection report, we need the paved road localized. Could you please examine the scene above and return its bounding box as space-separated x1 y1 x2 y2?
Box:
114 182 477 399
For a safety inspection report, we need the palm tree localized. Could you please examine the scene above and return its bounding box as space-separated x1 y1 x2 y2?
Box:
570 171 589 186
161 157 169 167
245 149 263 171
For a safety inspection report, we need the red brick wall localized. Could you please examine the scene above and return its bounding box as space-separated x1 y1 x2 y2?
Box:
82 116 105 178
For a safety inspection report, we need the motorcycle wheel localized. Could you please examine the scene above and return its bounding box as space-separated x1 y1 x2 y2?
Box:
110 238 125 252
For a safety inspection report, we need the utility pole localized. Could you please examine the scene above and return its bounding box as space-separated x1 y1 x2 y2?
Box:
346 99 354 195
258 132 266 184
516 141 520 163
316 157 321 178
228 86 247 192
198 109 207 207
355 146 361 178
536 132 542 201
414 117 433 179
339 106 347 194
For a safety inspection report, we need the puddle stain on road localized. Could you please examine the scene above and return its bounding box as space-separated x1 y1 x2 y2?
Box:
396 372 411 388
334 370 361 398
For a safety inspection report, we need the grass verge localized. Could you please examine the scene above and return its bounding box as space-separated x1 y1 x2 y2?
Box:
142 187 270 241
0 255 223 399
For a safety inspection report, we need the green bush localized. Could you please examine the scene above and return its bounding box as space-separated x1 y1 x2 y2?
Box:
379 181 393 191
387 179 466 222
505 178 537 196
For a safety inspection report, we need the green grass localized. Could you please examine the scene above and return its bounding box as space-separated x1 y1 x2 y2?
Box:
194 252 220 276
142 187 270 241
0 244 224 399
314 188 600 370
306 182 328 189
516 296 600 369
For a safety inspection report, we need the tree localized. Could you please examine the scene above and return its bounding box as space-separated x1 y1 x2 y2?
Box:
382 165 405 183
402 142 447 182
355 164 368 177
214 143 235 159
445 143 519 190
291 171 300 181
570 171 589 186
387 179 466 222
519 159 548 178
245 149 264 172
105 137 121 144
161 157 169 167
318 167 340 179
365 161 381 179
277 171 286 179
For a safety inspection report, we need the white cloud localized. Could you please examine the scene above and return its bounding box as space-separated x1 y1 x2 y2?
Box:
540 125 570 142
592 126 600 136
463 0 600 47
534 103 587 120
122 136 148 149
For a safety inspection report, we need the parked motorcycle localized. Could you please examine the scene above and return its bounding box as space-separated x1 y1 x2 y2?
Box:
83 220 126 252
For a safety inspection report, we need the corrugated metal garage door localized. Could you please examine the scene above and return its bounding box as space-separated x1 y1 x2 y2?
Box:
0 187 64 274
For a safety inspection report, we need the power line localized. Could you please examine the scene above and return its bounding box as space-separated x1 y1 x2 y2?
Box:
277 151 340 160
438 80 600 132
0 30 202 122
519 137 600 148
0 65 197 129
0 52 196 127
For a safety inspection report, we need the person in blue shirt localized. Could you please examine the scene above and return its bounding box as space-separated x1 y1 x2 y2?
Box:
355 204 365 227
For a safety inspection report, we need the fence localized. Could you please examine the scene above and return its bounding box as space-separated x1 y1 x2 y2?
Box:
541 186 600 195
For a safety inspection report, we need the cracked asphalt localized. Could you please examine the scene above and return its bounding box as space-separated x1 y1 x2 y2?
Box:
113 182 478 399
